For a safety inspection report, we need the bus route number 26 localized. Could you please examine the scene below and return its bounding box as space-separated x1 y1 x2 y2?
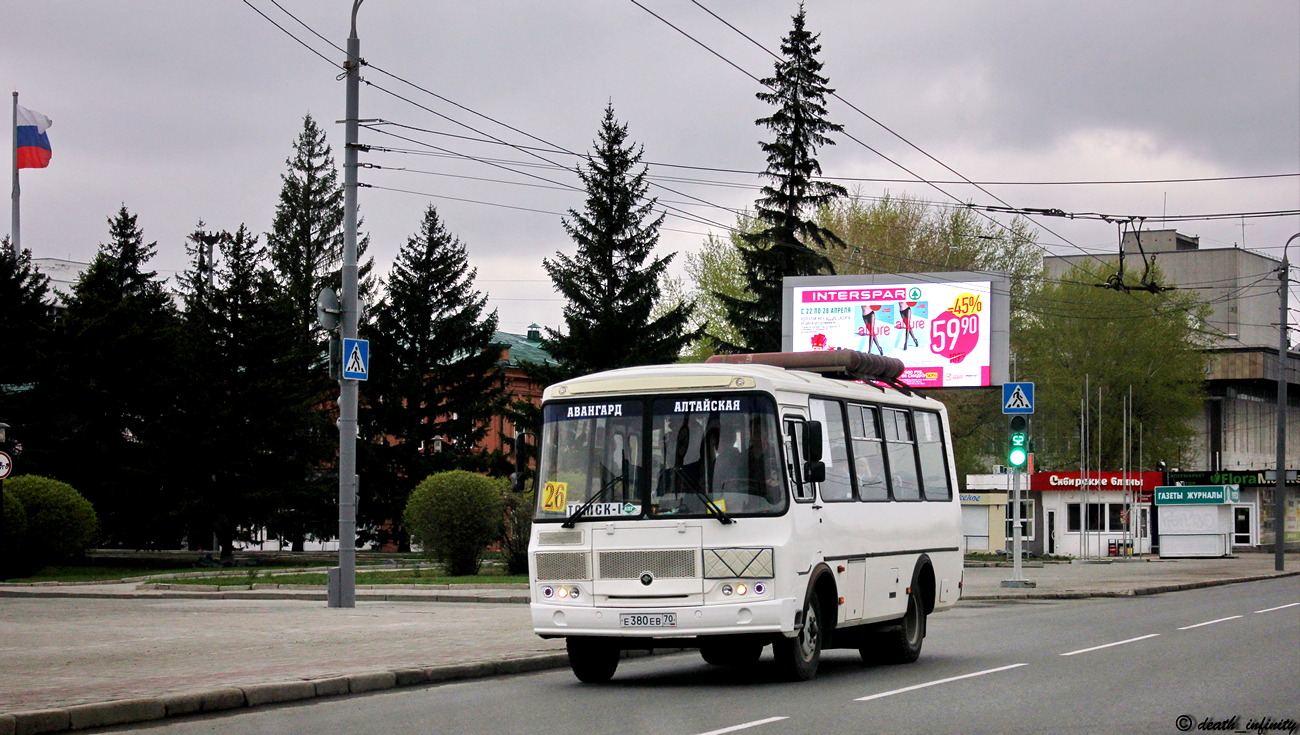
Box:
542 481 568 512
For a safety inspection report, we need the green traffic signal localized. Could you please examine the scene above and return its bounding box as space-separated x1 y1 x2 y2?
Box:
1008 415 1028 468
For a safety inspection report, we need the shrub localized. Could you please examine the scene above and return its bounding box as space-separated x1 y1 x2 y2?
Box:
5 475 99 565
404 470 504 576
2 486 29 578
500 489 534 575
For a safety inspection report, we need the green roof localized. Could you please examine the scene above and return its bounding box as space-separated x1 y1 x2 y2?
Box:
492 329 555 368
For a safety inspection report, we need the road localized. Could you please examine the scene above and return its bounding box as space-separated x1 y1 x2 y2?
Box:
100 578 1298 735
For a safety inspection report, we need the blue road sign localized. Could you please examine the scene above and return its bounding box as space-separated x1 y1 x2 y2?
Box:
342 338 370 381
1002 382 1034 414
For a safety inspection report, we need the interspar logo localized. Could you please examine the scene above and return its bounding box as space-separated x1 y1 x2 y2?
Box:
801 288 907 302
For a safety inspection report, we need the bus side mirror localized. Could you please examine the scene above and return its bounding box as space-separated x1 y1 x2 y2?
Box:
803 421 824 463
804 460 826 484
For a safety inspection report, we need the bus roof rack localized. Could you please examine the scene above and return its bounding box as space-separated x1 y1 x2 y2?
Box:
706 350 910 390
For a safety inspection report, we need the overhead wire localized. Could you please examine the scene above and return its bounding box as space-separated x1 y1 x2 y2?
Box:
677 0 1111 267
244 1 1294 335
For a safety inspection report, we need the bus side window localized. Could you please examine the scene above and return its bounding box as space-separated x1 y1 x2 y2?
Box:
884 408 922 501
784 418 814 502
811 399 853 502
849 404 890 501
916 411 952 501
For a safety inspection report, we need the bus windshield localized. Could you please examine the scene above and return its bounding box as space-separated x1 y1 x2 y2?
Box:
534 394 787 522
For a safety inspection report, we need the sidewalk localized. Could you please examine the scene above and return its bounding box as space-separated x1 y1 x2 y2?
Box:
1 554 1296 734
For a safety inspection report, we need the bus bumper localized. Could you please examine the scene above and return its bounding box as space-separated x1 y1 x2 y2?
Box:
531 597 799 639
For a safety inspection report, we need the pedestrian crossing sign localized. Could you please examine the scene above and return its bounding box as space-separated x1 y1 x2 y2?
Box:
342 338 370 381
1002 382 1034 414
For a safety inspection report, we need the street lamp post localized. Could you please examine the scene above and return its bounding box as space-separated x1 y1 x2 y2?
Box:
327 0 364 609
1276 234 1297 571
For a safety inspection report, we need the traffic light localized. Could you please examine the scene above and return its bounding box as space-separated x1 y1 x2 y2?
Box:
1008 415 1028 469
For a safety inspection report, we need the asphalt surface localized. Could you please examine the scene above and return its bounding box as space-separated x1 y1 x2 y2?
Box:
0 553 1296 734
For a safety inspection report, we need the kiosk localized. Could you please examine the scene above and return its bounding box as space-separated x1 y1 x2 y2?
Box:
1154 485 1239 558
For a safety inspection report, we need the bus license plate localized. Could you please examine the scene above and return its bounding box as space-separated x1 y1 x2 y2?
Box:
620 613 677 628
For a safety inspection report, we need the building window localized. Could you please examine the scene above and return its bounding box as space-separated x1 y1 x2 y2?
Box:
1006 499 1034 541
1066 502 1142 534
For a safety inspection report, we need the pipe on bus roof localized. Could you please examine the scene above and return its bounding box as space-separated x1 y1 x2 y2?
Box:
705 350 906 382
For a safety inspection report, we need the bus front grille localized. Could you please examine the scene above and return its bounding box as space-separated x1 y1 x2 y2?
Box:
597 550 697 579
534 552 590 581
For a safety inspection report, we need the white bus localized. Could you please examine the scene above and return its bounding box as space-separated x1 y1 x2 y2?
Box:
528 350 964 682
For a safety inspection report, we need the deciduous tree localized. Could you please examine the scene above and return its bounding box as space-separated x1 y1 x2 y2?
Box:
1017 260 1211 470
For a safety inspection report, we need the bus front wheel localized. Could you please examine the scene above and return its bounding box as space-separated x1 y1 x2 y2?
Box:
566 637 620 683
773 594 823 681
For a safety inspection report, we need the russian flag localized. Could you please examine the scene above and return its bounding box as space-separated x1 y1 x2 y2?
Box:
15 105 52 169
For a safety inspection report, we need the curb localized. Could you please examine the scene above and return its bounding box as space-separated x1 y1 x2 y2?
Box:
0 648 694 735
0 652 573 735
960 569 1299 601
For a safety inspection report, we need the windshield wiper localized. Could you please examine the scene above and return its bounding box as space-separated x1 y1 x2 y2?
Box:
672 468 734 525
562 473 625 528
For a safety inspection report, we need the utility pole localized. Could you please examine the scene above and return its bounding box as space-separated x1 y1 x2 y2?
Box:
1277 234 1297 572
328 0 364 608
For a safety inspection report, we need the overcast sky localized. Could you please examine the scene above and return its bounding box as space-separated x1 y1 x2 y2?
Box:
6 1 1298 333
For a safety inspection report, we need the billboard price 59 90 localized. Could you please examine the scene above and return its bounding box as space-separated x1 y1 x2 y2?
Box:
790 280 994 388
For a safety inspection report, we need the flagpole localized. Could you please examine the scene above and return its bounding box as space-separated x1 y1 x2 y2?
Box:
11 91 19 258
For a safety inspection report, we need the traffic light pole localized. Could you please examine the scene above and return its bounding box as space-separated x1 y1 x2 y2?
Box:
1002 415 1036 588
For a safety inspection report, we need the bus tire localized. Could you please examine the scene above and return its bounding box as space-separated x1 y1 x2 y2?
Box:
867 585 925 665
566 637 619 683
773 593 823 681
700 640 764 666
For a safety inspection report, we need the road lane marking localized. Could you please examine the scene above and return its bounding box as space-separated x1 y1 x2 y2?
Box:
1254 602 1300 614
854 663 1028 702
1177 615 1242 630
695 717 789 735
1059 634 1160 657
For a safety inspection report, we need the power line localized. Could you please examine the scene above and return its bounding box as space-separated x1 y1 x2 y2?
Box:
634 0 1112 269
241 0 338 67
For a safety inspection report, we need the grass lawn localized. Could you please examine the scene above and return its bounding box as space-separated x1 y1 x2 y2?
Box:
6 566 205 583
164 568 528 587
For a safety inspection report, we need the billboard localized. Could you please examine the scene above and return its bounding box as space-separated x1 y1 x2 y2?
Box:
783 273 1010 388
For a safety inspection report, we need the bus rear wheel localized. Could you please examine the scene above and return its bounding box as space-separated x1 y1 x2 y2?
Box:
566 637 620 683
773 594 822 681
863 585 925 665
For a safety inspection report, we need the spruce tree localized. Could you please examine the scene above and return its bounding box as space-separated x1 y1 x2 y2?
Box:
266 113 346 373
0 242 56 460
542 104 697 376
716 5 848 352
264 113 372 550
46 207 181 547
0 242 54 392
173 224 289 557
361 205 505 549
